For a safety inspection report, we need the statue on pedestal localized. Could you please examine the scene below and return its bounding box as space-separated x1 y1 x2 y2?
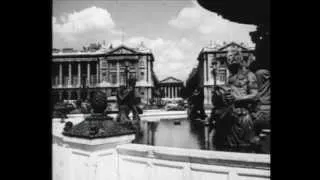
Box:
62 90 136 139
188 87 207 120
116 78 142 132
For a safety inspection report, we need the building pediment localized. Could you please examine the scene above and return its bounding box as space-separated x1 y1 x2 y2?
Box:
107 45 137 55
160 77 183 84
218 42 249 52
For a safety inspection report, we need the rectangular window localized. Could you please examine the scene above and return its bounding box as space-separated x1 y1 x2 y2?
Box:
109 62 116 69
218 69 227 83
140 72 144 81
139 60 145 67
110 72 117 84
101 60 107 68
120 72 126 85
119 62 124 68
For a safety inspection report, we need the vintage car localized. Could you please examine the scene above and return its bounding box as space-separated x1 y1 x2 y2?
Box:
164 100 185 111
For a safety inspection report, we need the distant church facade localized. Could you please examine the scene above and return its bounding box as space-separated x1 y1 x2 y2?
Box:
158 77 184 100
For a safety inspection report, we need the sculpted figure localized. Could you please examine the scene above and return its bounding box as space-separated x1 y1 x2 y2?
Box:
189 87 207 120
210 48 260 152
116 78 142 125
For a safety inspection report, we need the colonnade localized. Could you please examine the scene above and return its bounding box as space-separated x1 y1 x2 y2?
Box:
160 84 182 99
53 61 99 87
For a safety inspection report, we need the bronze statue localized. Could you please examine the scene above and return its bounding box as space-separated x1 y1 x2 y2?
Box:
188 87 207 120
116 78 142 128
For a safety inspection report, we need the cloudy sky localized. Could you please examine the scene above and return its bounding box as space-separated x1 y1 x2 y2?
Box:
53 0 256 81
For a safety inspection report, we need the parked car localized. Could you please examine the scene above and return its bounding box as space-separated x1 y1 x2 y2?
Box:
165 101 185 111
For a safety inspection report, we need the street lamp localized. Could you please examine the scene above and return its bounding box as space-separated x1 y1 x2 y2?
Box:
80 74 88 101
124 61 130 87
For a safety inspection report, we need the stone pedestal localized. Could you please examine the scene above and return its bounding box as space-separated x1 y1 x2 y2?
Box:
53 132 135 180
53 112 136 180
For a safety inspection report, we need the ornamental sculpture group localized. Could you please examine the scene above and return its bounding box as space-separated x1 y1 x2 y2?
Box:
116 78 143 132
189 48 270 153
62 78 142 139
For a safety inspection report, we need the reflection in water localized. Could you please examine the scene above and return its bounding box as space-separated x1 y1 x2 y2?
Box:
134 118 270 154
134 118 215 150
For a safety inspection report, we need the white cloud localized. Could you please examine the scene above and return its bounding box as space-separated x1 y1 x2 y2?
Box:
110 36 197 81
169 1 256 36
53 6 121 45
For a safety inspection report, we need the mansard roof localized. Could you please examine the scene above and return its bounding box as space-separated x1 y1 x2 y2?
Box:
159 76 183 84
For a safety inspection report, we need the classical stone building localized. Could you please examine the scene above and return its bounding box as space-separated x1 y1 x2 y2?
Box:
158 77 184 100
192 42 255 106
51 43 158 105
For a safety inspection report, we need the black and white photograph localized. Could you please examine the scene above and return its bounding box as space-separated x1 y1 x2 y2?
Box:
52 0 270 180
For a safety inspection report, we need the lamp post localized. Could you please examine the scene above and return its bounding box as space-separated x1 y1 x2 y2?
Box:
203 61 218 149
80 74 88 101
124 61 130 87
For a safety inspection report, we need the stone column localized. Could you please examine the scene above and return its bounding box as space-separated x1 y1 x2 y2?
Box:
117 61 120 86
100 61 103 83
87 62 91 87
148 60 151 83
145 57 149 83
149 88 152 103
146 87 149 104
164 86 167 98
78 63 81 87
59 63 62 87
175 86 178 98
68 63 72 87
173 86 175 98
208 88 212 106
208 54 212 84
205 88 208 105
203 58 207 85
96 62 99 84
172 85 175 98
171 85 174 99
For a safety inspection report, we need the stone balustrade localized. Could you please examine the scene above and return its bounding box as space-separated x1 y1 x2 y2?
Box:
52 112 270 180
116 144 270 180
53 135 270 180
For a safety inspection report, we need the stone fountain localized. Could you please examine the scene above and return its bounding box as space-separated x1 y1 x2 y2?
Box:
63 90 136 140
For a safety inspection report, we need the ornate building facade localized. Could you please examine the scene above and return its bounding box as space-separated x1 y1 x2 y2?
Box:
51 44 157 105
158 77 184 100
195 42 255 106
